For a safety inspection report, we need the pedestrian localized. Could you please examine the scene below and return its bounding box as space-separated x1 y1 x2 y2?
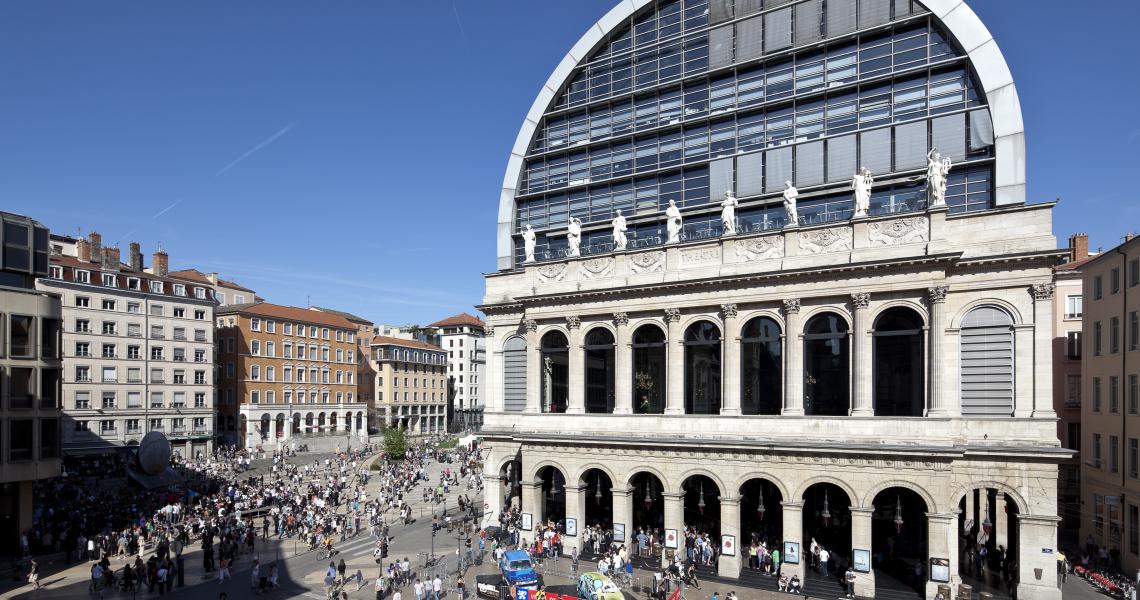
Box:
218 556 231 583
338 558 347 583
414 577 425 600
844 566 856 598
432 574 442 600
376 572 387 600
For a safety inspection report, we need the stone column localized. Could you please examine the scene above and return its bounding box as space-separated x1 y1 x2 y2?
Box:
927 286 949 416
1031 284 1058 418
612 487 634 546
484 472 505 529
665 309 685 415
564 484 587 555
613 313 633 415
782 300 804 416
780 501 805 582
718 496 742 577
520 481 542 538
850 293 873 416
1016 515 1063 600
662 492 685 567
926 512 960 600
566 316 585 414
524 319 540 413
720 304 741 416
849 507 876 596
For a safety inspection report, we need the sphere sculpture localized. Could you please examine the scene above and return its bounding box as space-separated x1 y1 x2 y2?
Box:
138 430 173 476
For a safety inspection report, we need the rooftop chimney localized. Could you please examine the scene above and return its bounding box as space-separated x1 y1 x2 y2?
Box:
77 237 91 262
128 242 143 271
207 272 219 285
102 246 121 271
153 248 169 277
1068 233 1089 263
1126 233 1136 243
88 231 103 263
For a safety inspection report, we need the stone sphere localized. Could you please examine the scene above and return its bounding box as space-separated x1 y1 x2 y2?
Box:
138 431 172 476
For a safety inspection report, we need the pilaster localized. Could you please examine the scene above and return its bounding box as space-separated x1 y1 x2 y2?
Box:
520 481 542 535
564 484 587 555
926 286 949 416
782 300 804 416
612 487 634 546
613 313 633 414
850 293 873 416
718 496 742 577
662 492 685 567
780 501 805 583
566 316 585 414
1016 515 1062 600
1031 284 1058 418
665 309 684 415
925 513 960 600
849 507 876 597
524 319 540 413
720 304 742 416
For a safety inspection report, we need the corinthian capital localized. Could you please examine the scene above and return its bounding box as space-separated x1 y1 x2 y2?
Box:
927 286 949 304
782 298 801 314
664 308 682 323
720 304 739 319
850 293 871 309
523 319 538 333
1030 283 1056 301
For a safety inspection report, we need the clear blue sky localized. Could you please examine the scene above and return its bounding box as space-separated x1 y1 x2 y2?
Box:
1 1 1136 324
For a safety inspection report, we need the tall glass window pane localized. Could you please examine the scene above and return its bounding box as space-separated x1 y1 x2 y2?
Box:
873 308 925 416
684 321 722 414
633 325 667 414
741 317 782 415
540 331 569 414
804 313 850 416
584 328 616 414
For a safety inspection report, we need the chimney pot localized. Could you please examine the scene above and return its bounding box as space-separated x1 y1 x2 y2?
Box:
128 242 143 271
77 238 91 262
1068 233 1089 263
153 249 169 277
102 246 121 271
88 231 103 263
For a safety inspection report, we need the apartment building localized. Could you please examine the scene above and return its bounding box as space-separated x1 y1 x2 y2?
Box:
0 212 62 555
369 336 447 435
167 268 260 307
428 312 486 432
1081 234 1140 569
310 307 376 431
215 302 367 449
40 233 217 457
1054 233 1094 537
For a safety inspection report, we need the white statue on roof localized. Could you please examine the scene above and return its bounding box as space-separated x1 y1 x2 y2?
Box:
720 190 738 236
567 216 582 257
783 181 799 227
523 225 536 264
852 167 874 218
665 200 682 244
927 148 952 207
612 210 628 251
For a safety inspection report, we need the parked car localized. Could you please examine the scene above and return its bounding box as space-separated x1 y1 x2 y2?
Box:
500 549 539 589
577 572 622 600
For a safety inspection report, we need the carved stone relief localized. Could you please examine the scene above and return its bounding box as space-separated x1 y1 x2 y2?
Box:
580 257 614 280
798 227 853 254
629 250 666 274
867 217 930 246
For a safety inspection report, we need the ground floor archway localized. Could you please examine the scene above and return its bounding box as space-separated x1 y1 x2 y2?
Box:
538 465 567 525
871 487 929 598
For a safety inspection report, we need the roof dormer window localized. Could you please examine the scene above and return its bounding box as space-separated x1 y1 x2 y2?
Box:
150 280 163 294
76 270 91 284
173 284 186 297
127 277 140 290
102 273 117 287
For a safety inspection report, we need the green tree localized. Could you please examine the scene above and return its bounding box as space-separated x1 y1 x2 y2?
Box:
383 428 407 458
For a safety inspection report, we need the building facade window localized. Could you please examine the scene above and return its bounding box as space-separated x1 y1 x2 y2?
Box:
804 312 850 416
540 330 570 413
584 327 616 414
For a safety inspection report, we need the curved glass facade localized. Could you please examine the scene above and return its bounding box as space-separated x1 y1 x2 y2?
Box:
512 0 999 265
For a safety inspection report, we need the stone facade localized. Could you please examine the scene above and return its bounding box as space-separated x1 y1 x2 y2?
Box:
369 336 449 436
481 205 1068 600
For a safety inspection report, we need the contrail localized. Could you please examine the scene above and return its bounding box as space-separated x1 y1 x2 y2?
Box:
152 199 184 219
215 122 295 176
452 4 469 49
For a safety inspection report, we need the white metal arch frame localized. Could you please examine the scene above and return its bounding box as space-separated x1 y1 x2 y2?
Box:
496 0 1026 270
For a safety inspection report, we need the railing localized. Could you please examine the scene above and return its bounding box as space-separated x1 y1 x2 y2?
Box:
194 334 207 342
173 333 186 340
128 377 142 383
128 330 142 337
151 333 164 339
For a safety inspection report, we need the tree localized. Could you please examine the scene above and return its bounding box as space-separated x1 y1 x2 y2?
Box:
383 428 407 458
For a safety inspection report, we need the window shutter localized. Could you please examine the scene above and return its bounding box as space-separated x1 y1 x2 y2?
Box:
502 337 527 412
709 24 735 70
737 152 765 197
826 0 857 37
960 308 1015 417
710 0 733 25
764 7 793 53
827 134 857 183
858 0 891 29
796 141 825 186
894 120 927 170
932 112 967 161
764 146 793 193
794 0 823 46
735 16 764 64
858 127 892 176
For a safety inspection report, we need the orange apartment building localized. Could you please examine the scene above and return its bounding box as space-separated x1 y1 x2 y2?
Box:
1081 234 1140 568
1054 234 1093 539
215 302 368 449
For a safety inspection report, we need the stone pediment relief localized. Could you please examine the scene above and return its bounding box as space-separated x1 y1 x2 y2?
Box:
798 227 852 254
580 257 614 280
734 236 784 262
867 217 929 246
681 246 720 266
536 262 567 283
629 250 666 274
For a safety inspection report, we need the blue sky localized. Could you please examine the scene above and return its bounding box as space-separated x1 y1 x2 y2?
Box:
1 1 1136 325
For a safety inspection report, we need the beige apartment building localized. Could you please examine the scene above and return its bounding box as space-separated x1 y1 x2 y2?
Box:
1054 234 1092 536
168 268 261 307
0 212 63 556
41 233 217 458
215 302 368 449
369 336 448 435
1081 234 1140 568
429 312 487 432
310 307 376 430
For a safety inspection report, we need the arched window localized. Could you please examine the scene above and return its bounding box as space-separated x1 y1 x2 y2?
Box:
803 312 849 416
632 325 666 414
684 321 721 414
584 328 615 413
502 336 527 412
741 316 782 415
960 306 1014 416
873 307 926 417
540 331 569 413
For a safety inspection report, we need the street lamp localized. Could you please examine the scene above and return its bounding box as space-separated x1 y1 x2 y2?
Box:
756 487 766 521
